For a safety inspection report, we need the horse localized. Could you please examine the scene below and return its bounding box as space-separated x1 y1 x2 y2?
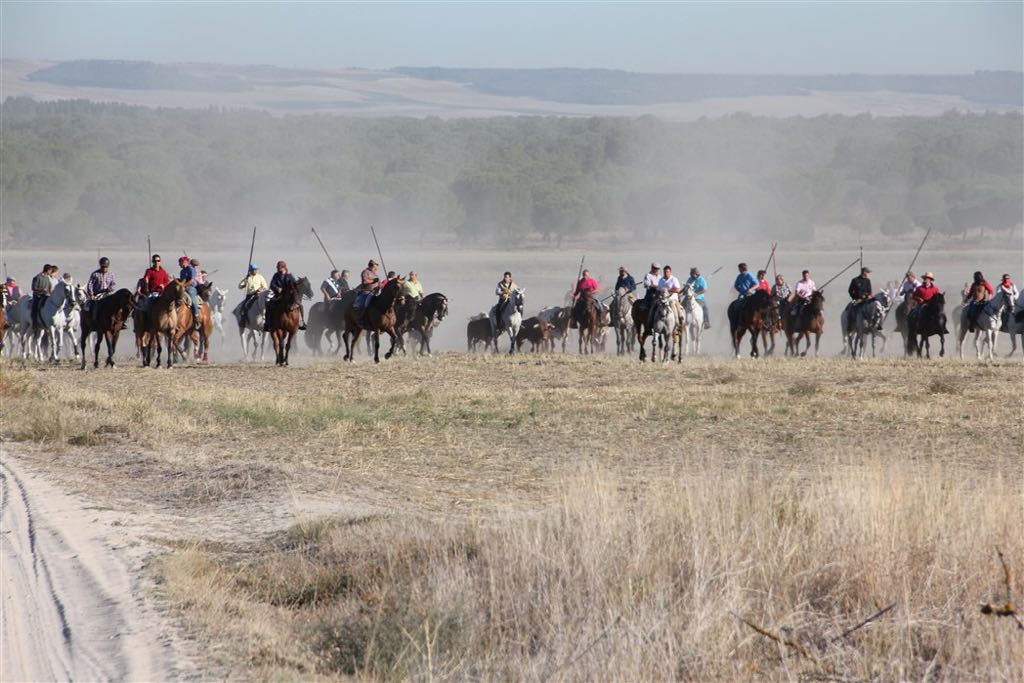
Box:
1005 299 1024 356
610 288 635 356
409 293 448 356
679 283 704 356
840 291 889 358
631 297 654 362
207 286 227 350
906 292 948 359
537 305 570 352
80 288 135 369
233 291 269 361
783 291 825 358
266 276 313 366
729 290 772 359
571 291 600 354
490 288 525 355
142 280 184 368
343 278 405 363
7 296 35 358
175 300 214 364
893 294 914 351
34 279 84 362
646 291 677 364
958 288 1009 361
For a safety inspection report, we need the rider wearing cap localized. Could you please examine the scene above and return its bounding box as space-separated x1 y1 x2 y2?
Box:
912 272 939 305
845 266 873 333
615 266 636 295
85 257 117 322
685 267 710 329
237 264 268 327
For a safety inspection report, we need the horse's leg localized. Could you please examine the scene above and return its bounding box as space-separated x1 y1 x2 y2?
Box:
372 330 381 364
938 333 945 358
284 331 292 366
92 330 103 368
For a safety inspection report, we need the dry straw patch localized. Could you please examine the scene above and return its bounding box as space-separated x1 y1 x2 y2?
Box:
2 355 1022 679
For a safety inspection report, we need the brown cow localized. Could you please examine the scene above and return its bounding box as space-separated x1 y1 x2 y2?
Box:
516 316 551 352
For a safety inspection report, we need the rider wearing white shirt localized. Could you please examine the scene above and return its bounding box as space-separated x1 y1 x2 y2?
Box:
655 265 684 324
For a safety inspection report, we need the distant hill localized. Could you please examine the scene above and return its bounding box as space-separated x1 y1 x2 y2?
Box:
394 67 1024 107
4 59 1021 119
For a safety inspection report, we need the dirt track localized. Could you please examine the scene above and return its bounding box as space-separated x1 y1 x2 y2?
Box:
1 456 186 681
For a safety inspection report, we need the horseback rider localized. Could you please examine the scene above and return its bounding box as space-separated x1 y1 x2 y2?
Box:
733 263 758 299
237 264 268 327
962 270 993 331
685 267 710 329
771 274 791 301
845 266 873 333
643 263 661 303
338 270 351 294
655 265 683 326
755 270 771 294
85 257 117 323
31 263 55 330
900 271 921 298
190 259 205 286
491 271 521 331
792 270 816 317
353 259 382 325
911 272 939 311
177 256 202 331
403 271 425 301
615 266 636 295
5 277 22 301
321 269 343 302
142 254 170 297
573 269 599 319
263 261 307 331
996 273 1018 301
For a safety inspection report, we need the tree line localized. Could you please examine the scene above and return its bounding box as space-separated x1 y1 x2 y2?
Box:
2 97 1020 248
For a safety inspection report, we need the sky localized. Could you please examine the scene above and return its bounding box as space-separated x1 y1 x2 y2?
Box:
2 1 1021 74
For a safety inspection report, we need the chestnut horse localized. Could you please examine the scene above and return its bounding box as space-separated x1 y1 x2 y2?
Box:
267 276 313 366
142 280 183 368
784 290 825 357
79 288 135 369
343 278 405 363
572 291 600 354
728 290 772 359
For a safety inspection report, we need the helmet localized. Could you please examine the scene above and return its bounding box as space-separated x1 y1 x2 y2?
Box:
99 257 110 267
248 263 258 271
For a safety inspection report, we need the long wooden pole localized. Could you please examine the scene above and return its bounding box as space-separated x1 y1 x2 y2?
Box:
311 227 338 272
370 224 387 274
818 257 862 291
762 242 777 275
247 226 257 270
897 227 932 290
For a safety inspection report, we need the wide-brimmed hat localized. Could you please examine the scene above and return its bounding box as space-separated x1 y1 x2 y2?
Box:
369 259 379 266
923 272 935 280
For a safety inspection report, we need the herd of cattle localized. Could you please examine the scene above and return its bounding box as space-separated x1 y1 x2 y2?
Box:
2 276 1022 366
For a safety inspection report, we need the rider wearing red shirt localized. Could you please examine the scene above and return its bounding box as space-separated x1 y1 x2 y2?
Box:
142 254 171 294
574 270 599 299
755 270 771 294
913 273 939 304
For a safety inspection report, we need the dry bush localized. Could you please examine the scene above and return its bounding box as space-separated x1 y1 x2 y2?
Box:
161 462 1023 681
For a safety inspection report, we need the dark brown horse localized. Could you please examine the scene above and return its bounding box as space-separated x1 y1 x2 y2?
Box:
267 276 313 366
80 288 135 369
410 293 448 356
906 292 948 359
572 291 600 354
783 291 825 357
728 290 772 359
631 297 653 361
343 278 405 363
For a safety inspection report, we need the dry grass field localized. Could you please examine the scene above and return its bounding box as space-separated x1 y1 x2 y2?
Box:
1 354 1021 680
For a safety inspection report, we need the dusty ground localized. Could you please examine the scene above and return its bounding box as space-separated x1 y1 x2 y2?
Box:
1 355 1021 679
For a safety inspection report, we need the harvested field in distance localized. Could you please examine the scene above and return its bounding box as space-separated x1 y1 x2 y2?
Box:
2 356 1021 679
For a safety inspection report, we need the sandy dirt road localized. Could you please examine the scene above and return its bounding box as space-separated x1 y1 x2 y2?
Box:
1 456 185 682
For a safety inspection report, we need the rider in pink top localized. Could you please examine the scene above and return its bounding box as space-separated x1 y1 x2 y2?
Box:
574 270 598 299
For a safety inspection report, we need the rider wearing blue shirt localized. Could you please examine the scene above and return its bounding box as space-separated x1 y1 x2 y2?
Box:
733 263 758 298
178 256 200 329
614 267 636 294
686 267 711 329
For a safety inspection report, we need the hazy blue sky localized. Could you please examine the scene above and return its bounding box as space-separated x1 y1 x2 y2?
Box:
3 1 1021 74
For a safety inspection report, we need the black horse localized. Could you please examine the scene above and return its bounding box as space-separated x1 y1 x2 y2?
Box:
906 292 948 359
80 288 135 369
728 290 772 359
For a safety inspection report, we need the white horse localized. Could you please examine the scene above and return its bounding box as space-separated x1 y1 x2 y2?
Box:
232 291 269 361
958 288 1009 361
609 287 635 356
680 283 704 356
3 295 31 357
648 291 677 364
208 286 227 350
842 290 892 358
36 281 84 362
490 288 524 354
